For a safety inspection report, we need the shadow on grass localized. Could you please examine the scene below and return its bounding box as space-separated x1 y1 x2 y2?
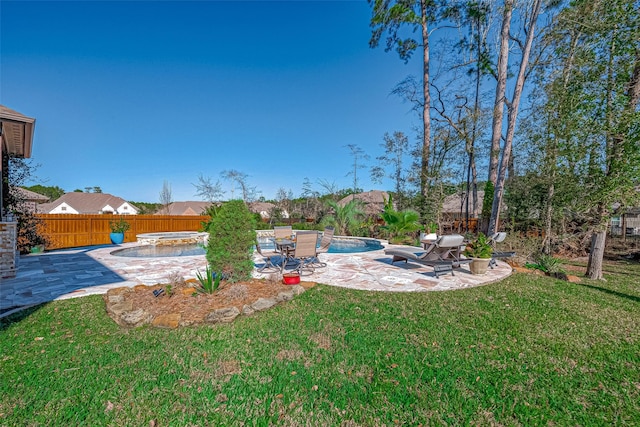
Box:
0 245 127 325
576 282 640 303
0 303 47 331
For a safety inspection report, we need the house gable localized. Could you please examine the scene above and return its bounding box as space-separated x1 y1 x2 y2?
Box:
49 202 78 214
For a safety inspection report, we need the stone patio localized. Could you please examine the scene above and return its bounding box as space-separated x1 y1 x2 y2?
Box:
0 241 512 318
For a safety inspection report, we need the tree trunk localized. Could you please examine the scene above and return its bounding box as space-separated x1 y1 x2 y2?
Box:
586 230 607 280
488 0 513 186
488 0 542 236
420 0 432 216
543 181 554 255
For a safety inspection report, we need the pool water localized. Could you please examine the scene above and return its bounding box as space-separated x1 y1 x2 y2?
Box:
111 237 383 258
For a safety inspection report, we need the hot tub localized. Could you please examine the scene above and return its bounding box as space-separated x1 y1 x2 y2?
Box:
136 231 209 246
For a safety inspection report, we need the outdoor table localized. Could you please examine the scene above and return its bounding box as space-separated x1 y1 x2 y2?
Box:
272 237 296 271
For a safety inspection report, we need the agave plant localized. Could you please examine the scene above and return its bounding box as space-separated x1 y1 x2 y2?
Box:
195 265 221 294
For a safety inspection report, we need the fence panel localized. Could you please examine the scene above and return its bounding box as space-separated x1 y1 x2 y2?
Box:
38 214 210 250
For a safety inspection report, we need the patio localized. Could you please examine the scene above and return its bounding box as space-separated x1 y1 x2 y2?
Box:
0 242 512 318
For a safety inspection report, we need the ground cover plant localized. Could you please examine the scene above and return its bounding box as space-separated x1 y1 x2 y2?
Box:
1 261 639 425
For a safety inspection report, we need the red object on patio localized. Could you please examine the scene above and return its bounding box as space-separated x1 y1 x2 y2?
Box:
282 273 301 285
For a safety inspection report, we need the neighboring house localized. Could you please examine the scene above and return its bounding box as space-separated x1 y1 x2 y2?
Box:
338 190 390 217
441 191 485 220
611 207 640 236
248 202 289 219
157 201 212 216
13 187 50 213
38 193 139 215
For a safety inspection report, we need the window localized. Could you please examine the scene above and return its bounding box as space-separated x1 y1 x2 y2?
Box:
61 206 67 211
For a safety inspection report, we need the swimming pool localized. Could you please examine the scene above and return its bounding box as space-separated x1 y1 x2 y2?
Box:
110 236 383 258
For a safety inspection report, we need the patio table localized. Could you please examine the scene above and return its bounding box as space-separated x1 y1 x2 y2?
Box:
272 237 296 272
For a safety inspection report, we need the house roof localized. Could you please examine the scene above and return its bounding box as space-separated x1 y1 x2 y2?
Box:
0 105 35 158
338 190 389 216
14 187 50 202
159 201 212 215
442 191 485 216
38 192 138 214
248 202 275 213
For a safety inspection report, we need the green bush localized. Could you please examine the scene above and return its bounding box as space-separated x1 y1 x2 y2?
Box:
525 253 565 274
206 200 257 283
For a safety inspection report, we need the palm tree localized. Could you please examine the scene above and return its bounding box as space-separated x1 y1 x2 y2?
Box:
380 195 423 244
321 199 365 236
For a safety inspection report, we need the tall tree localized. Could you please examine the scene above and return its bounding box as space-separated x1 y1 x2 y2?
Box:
459 0 492 230
488 0 545 236
487 0 513 187
559 0 639 279
193 174 225 203
221 169 259 203
371 131 411 209
159 180 173 215
524 0 640 278
344 144 369 195
26 184 65 201
369 0 439 216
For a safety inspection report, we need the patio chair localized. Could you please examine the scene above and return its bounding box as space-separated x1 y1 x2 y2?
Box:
289 230 321 275
384 234 471 278
488 232 515 268
255 239 282 273
273 225 293 256
274 225 293 239
317 226 335 254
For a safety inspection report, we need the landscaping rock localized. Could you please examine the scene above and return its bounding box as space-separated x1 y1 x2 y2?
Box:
120 308 152 328
205 307 241 324
242 304 255 316
102 280 314 329
108 294 124 303
251 297 278 312
566 275 581 283
290 285 306 296
108 301 133 316
276 290 295 302
152 313 181 329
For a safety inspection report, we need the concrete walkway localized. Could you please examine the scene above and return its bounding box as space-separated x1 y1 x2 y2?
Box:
0 242 512 318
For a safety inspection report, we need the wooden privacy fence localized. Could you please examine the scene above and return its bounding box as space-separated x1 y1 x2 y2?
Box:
38 214 210 250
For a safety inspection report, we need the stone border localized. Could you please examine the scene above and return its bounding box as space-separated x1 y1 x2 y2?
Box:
103 284 308 329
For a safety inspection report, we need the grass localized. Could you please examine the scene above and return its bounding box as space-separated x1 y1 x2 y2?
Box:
1 261 639 426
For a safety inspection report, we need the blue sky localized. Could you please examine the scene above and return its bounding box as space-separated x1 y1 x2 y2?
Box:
2 0 422 202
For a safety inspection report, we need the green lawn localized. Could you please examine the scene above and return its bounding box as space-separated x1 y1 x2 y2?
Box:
1 261 639 426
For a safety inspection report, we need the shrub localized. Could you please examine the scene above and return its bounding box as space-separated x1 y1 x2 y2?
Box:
380 194 422 244
16 211 51 254
463 233 493 259
206 200 257 283
109 217 130 233
525 253 565 274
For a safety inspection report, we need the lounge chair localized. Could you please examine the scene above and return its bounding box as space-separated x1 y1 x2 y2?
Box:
317 226 335 254
255 240 282 273
384 234 471 278
488 232 515 268
289 231 321 275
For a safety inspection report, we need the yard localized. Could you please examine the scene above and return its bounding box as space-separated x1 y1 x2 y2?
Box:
1 260 639 426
